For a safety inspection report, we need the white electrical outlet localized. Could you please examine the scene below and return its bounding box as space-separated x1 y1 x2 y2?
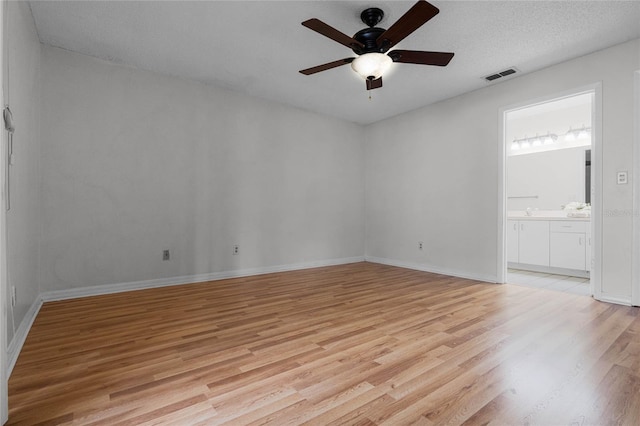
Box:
233 245 239 255
418 241 423 250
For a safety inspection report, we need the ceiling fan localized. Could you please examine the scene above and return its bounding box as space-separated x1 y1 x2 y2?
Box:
299 0 454 91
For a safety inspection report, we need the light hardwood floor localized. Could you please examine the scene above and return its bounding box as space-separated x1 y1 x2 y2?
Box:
8 262 640 425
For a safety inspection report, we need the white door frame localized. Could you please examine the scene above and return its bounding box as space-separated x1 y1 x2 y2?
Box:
0 0 7 421
633 70 640 307
497 83 603 302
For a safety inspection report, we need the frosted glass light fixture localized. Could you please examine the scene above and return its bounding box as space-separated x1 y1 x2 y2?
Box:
577 125 590 140
509 132 559 156
542 133 557 145
351 53 392 80
564 127 576 141
531 134 542 147
564 125 591 142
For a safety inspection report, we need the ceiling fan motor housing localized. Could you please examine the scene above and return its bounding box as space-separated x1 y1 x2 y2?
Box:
352 8 387 55
352 27 386 54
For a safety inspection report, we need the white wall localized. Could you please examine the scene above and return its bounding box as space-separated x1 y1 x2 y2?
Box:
364 90 499 281
365 39 640 301
38 46 365 292
5 1 41 347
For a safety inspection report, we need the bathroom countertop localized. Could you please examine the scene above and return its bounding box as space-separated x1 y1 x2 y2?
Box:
508 211 590 221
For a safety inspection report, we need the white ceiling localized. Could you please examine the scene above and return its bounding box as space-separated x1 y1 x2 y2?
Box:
28 1 640 125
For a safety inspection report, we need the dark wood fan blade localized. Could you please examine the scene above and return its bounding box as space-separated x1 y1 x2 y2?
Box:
389 50 454 66
302 19 365 50
366 77 383 90
376 0 439 51
299 58 355 75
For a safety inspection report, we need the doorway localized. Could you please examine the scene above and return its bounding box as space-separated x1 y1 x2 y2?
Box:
498 85 602 300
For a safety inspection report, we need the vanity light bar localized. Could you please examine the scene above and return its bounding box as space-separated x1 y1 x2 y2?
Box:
511 132 558 150
564 125 591 142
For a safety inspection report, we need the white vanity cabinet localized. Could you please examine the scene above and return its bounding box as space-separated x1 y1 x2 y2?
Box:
507 220 550 266
507 220 519 263
550 221 587 270
519 221 550 266
508 216 590 276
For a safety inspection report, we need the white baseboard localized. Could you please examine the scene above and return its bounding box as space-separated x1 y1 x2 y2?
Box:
41 256 365 302
365 256 498 284
507 262 590 279
597 294 632 306
7 296 43 376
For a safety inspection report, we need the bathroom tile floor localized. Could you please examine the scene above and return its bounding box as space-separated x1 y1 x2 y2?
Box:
507 269 591 296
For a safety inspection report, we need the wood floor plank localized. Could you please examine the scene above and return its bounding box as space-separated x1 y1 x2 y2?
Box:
7 262 640 425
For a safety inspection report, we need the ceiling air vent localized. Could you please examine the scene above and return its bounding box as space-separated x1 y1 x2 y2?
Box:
484 67 518 82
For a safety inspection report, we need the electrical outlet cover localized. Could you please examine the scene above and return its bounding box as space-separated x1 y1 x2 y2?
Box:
617 171 628 185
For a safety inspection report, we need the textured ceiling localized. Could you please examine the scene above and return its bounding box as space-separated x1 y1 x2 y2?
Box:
29 1 640 125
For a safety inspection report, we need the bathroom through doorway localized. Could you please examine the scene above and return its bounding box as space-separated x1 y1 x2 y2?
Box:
502 89 598 297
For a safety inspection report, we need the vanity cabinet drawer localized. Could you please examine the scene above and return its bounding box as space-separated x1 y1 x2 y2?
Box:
550 221 587 233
